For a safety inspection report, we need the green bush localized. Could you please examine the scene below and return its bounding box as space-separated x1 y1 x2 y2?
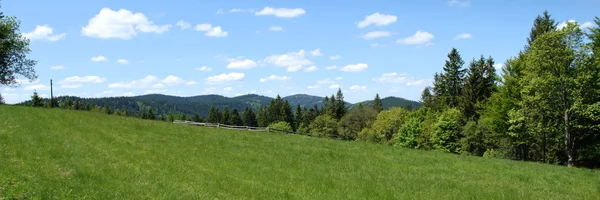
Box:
268 121 293 133
309 115 338 138
358 107 409 144
337 107 378 140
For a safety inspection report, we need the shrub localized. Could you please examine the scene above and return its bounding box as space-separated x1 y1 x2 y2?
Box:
309 115 338 138
358 107 409 144
337 107 378 140
268 121 293 133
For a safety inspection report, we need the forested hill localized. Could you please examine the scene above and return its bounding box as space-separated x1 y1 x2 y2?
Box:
348 96 422 110
17 94 348 117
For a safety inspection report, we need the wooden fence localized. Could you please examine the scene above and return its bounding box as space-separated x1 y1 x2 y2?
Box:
172 120 339 139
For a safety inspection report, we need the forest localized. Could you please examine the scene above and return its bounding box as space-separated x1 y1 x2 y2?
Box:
5 11 600 169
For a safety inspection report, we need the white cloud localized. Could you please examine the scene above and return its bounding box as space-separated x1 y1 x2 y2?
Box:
350 85 367 90
317 78 335 85
195 24 212 31
216 9 224 15
397 30 434 45
195 66 212 71
108 75 158 88
230 8 255 13
448 0 471 7
24 84 50 91
357 12 397 28
51 66 64 70
310 48 323 56
162 75 185 85
325 65 338 70
60 76 106 84
558 20 577 30
223 87 233 91
307 84 320 89
61 84 82 89
123 92 136 96
269 26 284 31
371 43 387 48
373 72 430 86
152 83 166 88
580 22 595 29
255 7 306 18
144 89 168 94
335 77 343 80
329 84 341 89
23 25 66 41
3 88 16 92
264 49 312 69
117 59 130 64
16 79 39 84
329 55 340 60
454 33 472 40
206 26 228 37
176 20 191 30
227 59 257 69
206 72 245 85
494 63 504 71
361 31 391 40
81 8 171 39
286 65 302 72
91 56 108 62
304 66 318 72
194 24 228 37
185 81 199 85
340 63 368 72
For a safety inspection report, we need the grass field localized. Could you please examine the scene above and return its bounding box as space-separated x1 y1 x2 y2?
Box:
1 105 599 199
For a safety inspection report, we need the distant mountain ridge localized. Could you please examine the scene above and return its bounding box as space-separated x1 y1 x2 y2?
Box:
18 93 420 117
348 96 422 110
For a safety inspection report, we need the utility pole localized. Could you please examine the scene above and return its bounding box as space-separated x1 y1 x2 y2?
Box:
50 79 54 107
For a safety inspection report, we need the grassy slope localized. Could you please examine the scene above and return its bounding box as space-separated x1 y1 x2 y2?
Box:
1 106 599 199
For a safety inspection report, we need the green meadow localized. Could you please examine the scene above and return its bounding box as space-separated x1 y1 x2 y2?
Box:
1 105 599 199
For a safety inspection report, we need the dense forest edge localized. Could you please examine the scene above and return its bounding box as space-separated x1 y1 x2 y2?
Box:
2 10 600 169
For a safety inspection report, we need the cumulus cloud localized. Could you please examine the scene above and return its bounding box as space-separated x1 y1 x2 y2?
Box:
91 56 108 62
176 20 191 30
162 75 185 85
397 30 434 45
259 75 291 83
304 66 318 72
350 85 367 90
24 84 50 91
329 55 340 60
454 33 472 40
255 7 306 18
325 65 338 70
194 23 228 37
22 25 66 41
185 81 199 85
340 63 368 72
51 66 64 70
317 78 336 85
60 76 106 84
230 8 255 13
81 8 171 39
206 72 245 85
373 72 430 86
310 48 323 56
580 22 595 29
329 84 341 89
361 31 391 40
195 66 212 71
307 84 320 89
108 75 158 89
60 84 81 89
357 12 397 28
117 59 130 64
227 59 257 69
558 20 576 30
264 49 313 71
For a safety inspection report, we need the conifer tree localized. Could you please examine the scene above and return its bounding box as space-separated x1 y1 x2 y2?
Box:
281 100 294 126
30 90 42 107
439 48 466 108
221 107 230 124
294 104 303 130
229 108 243 126
242 106 258 127
0 93 4 104
192 113 201 122
373 93 383 113
335 88 347 120
526 10 558 49
257 105 268 127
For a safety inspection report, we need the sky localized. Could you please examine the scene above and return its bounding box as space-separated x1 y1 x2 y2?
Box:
1 0 598 104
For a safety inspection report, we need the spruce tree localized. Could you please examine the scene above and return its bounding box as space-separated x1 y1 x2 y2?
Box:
242 106 258 127
294 104 303 130
281 100 294 127
257 105 268 127
373 93 383 113
526 10 558 49
268 95 284 123
167 112 175 122
229 108 243 126
221 107 230 124
335 88 347 120
30 90 42 107
148 107 155 120
192 113 201 122
420 87 434 108
440 48 466 108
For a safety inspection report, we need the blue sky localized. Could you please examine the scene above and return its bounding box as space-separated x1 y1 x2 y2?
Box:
1 0 598 104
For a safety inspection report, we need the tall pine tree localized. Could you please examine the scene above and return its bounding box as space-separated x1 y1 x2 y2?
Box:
373 93 383 113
